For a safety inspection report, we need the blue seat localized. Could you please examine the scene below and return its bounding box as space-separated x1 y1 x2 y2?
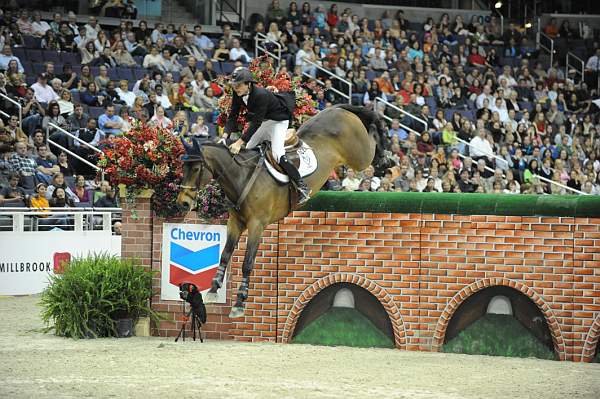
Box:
208 123 217 137
365 69 376 81
88 107 105 119
133 68 146 81
12 47 26 60
108 68 119 81
23 35 41 49
213 62 223 74
23 62 34 75
61 52 80 65
90 66 100 76
32 63 45 75
117 68 134 82
26 49 43 63
42 51 61 64
221 62 235 74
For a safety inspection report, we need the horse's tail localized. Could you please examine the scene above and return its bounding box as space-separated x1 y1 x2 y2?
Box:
334 104 389 159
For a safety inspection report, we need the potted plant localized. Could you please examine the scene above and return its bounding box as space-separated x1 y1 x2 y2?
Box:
40 254 159 338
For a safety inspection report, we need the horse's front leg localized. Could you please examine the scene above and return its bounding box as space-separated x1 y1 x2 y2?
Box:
204 213 244 303
229 222 265 318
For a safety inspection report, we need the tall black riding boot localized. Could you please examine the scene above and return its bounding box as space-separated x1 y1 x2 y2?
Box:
278 155 311 204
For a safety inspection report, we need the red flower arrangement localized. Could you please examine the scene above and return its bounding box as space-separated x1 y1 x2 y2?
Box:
216 56 319 133
98 123 185 218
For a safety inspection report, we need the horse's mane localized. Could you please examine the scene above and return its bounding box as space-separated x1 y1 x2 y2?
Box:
200 141 261 164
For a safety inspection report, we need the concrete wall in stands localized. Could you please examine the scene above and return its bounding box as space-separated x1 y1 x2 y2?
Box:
121 193 600 362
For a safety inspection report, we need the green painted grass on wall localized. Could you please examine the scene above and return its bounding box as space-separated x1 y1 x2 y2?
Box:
442 314 557 360
292 307 394 349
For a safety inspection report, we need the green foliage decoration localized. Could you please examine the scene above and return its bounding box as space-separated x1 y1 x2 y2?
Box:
40 254 158 338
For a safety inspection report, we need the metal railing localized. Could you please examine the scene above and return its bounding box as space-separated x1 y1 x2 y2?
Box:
0 207 121 232
566 52 585 85
538 32 554 68
301 57 351 103
374 97 428 132
47 122 105 181
0 93 22 129
254 32 282 69
492 9 504 37
212 0 246 33
375 99 586 195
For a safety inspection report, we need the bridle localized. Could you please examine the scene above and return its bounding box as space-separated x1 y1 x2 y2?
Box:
179 156 209 203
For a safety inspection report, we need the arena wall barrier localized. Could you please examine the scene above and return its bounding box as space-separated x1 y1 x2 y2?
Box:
121 192 600 362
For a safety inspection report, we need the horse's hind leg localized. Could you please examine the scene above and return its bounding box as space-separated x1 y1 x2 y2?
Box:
229 222 265 318
205 213 244 303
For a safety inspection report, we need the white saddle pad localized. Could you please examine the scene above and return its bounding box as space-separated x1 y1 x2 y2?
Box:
264 142 318 183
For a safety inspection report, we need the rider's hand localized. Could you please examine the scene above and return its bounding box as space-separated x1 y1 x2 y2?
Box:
229 139 244 155
218 133 228 145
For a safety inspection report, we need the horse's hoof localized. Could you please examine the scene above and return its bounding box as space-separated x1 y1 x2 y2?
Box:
228 307 244 318
204 291 219 303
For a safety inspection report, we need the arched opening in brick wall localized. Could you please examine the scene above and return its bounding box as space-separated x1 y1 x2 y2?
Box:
444 286 554 351
281 273 406 348
433 279 565 360
292 282 394 344
582 313 600 362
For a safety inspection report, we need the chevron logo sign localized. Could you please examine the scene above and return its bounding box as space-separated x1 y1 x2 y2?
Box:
161 223 228 302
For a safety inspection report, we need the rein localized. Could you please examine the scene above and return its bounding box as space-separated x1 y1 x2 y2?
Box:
181 147 264 212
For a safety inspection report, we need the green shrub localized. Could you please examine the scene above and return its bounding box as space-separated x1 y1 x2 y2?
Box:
40 254 158 338
292 307 394 348
442 314 557 360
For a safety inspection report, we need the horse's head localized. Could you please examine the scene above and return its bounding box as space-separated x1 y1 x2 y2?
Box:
177 138 213 211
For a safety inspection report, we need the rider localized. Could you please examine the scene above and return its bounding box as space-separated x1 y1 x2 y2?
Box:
222 67 311 204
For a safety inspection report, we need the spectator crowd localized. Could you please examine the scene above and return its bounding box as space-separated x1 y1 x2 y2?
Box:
0 1 599 215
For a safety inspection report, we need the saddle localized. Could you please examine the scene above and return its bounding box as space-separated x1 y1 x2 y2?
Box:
264 128 302 173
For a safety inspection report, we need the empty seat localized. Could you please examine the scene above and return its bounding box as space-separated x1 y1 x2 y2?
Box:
26 49 43 63
88 107 105 119
32 63 46 75
42 50 61 64
117 67 135 82
61 52 80 65
221 62 235 74
23 35 41 49
108 68 119 80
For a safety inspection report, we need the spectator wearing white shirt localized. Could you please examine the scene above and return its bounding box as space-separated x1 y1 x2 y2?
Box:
149 106 172 129
229 38 251 63
116 80 136 107
585 48 600 89
498 66 517 86
154 85 172 109
469 127 494 160
491 97 509 123
84 16 101 40
143 46 164 70
30 73 59 104
476 85 493 109
191 71 210 93
31 11 51 37
0 45 24 73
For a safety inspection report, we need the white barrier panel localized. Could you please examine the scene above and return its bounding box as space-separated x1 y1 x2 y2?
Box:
0 231 121 295
161 223 228 303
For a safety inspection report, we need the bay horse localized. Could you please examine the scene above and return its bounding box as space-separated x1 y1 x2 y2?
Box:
177 104 388 318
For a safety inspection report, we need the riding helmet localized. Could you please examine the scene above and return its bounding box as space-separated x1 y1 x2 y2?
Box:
231 67 256 84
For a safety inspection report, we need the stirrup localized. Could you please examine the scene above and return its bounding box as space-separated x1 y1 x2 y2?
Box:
297 184 312 205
